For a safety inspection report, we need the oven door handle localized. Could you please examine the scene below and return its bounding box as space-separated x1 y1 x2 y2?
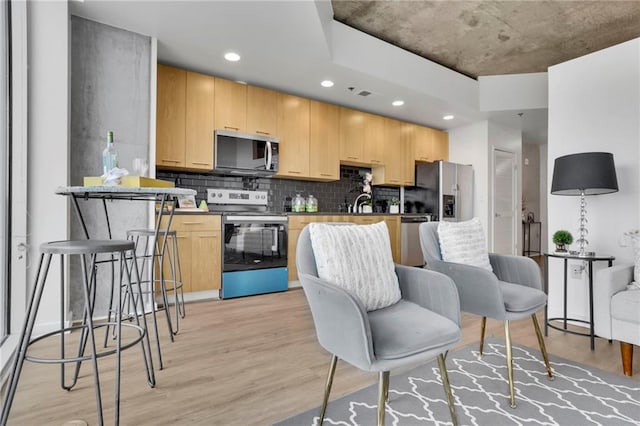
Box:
224 215 287 224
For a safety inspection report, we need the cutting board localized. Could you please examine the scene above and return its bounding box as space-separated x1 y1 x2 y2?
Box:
83 176 175 188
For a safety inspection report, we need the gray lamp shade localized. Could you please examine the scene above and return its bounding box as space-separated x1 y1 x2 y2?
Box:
551 152 618 196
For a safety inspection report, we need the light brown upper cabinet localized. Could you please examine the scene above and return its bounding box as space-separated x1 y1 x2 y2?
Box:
156 64 186 168
401 122 416 186
276 93 310 178
185 71 215 170
247 85 278 136
372 118 403 186
309 100 340 181
158 65 449 180
214 77 247 132
432 129 449 161
414 125 434 163
363 112 385 165
156 65 214 171
339 107 366 165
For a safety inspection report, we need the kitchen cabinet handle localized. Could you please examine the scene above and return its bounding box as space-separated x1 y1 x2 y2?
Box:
161 159 181 163
224 126 240 131
183 222 204 225
347 156 358 160
371 160 381 164
255 131 270 135
190 161 211 166
287 170 301 174
198 235 218 239
320 173 332 177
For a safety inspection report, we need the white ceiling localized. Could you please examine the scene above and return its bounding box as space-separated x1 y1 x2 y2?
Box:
70 0 547 144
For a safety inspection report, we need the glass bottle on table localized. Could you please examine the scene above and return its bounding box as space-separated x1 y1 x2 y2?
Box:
102 130 119 175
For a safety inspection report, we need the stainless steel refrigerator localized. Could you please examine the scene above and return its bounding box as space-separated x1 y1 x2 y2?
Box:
414 161 473 222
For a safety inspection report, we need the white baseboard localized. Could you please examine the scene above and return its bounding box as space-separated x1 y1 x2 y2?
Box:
288 280 301 289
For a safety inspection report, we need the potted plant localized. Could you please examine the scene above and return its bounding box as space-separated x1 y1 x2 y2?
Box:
361 198 373 214
552 230 573 252
389 198 400 214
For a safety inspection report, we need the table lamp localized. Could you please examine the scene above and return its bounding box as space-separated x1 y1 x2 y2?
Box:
550 152 618 256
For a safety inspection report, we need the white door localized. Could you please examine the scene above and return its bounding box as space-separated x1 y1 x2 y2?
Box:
492 148 517 255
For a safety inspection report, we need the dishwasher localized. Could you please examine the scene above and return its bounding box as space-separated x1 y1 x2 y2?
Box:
400 215 432 267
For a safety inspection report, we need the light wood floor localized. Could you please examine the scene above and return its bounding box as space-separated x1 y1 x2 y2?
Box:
3 287 639 426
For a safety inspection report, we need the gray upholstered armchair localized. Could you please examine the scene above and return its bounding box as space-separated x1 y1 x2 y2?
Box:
297 223 461 426
419 221 553 408
594 264 640 376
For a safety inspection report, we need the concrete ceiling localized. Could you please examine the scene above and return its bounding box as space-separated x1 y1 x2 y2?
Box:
332 0 640 78
68 1 640 146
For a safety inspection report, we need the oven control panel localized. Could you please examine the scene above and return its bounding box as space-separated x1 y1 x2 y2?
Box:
207 188 268 206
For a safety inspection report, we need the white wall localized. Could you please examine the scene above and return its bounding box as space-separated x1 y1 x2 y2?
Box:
449 120 523 252
28 1 69 333
539 144 548 252
449 121 490 230
479 72 548 111
547 39 640 324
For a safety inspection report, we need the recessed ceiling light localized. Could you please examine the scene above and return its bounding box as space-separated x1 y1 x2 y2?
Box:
443 115 454 120
392 100 404 106
321 80 334 88
224 52 241 62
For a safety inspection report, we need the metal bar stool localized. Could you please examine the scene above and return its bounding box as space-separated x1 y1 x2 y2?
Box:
108 229 184 370
0 240 156 425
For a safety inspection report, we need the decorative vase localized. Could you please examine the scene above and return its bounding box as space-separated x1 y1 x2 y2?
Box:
390 205 399 214
555 243 567 253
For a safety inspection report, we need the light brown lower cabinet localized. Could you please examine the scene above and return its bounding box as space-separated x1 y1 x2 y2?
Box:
288 215 401 282
160 214 221 293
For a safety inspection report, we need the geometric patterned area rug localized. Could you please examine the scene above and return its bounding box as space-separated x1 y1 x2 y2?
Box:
275 339 640 425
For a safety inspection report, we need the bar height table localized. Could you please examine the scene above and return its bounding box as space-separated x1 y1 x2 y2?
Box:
56 185 197 369
55 185 197 240
543 252 614 350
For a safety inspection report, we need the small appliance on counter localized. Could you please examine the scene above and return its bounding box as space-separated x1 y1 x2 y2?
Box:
207 188 288 299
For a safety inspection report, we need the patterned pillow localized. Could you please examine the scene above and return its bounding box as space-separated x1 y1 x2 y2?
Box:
309 221 401 311
437 218 493 271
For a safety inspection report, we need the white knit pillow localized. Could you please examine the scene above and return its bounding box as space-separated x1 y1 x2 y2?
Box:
309 221 401 311
438 218 493 271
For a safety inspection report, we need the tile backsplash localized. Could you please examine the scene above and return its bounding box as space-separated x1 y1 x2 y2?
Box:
157 166 400 213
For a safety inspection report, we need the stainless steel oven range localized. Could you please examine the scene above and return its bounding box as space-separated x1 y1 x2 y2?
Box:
207 188 288 299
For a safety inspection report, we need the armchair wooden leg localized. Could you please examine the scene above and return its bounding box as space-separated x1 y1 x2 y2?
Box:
531 314 554 380
319 355 338 424
621 342 634 376
505 320 516 408
377 371 387 426
479 317 487 355
438 353 459 426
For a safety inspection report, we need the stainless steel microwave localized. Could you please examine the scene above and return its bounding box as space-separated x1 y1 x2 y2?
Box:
214 130 279 176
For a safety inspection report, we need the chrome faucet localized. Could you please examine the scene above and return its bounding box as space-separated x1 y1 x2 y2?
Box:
352 193 372 213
